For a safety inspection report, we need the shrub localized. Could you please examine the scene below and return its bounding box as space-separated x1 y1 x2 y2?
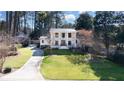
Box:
112 53 124 65
37 43 40 48
40 45 49 49
21 39 29 47
3 67 11 74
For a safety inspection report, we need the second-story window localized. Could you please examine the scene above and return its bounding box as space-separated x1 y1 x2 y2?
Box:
68 33 71 38
62 33 65 38
55 33 59 38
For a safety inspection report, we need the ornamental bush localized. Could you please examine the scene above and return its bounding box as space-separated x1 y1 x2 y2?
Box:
3 67 11 74
112 53 124 65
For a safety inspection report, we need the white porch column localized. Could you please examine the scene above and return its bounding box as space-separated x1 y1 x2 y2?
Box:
58 32 61 48
66 32 68 47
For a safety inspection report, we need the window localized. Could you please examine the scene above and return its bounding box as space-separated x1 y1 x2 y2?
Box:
76 40 77 44
61 40 66 46
68 33 71 38
55 41 58 45
62 33 65 38
55 33 59 38
42 40 44 43
68 41 71 46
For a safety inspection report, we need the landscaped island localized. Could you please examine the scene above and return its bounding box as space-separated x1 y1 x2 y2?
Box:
41 49 124 80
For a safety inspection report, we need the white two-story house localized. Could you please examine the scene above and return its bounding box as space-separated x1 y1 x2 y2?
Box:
40 28 78 49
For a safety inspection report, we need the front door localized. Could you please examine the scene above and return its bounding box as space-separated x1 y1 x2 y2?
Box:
61 40 66 46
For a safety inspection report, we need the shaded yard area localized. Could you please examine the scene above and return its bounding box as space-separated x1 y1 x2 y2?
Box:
3 48 32 69
44 49 81 56
41 49 124 80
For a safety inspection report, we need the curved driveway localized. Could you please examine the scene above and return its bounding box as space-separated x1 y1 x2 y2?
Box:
0 48 44 80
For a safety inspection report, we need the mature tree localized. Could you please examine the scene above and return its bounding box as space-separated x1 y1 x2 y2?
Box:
0 11 35 72
0 21 6 31
94 11 117 57
0 42 8 72
75 12 93 30
116 25 124 50
31 11 49 39
31 11 64 39
75 12 93 52
113 12 124 50
0 22 9 72
6 11 20 36
52 11 64 28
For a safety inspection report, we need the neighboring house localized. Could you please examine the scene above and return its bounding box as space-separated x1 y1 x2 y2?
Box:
40 28 78 49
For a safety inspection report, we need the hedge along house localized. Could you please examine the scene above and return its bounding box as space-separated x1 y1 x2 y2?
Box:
40 28 78 49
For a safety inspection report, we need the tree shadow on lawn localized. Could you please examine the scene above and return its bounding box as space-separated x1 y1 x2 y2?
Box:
88 58 124 81
66 55 124 81
44 49 124 80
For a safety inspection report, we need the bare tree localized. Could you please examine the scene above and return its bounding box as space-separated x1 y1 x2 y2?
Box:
0 30 9 73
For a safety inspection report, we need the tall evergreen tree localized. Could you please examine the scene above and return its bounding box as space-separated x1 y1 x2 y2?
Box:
75 12 93 30
31 11 64 39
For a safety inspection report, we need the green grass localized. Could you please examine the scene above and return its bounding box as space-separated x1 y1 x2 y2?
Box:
3 48 32 69
41 55 99 80
41 49 124 80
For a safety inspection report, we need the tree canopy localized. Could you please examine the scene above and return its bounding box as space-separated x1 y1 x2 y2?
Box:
75 12 93 30
30 11 64 39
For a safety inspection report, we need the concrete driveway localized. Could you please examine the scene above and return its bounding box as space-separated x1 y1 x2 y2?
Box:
0 48 44 80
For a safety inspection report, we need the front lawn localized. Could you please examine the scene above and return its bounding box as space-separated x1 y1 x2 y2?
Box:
41 55 99 80
3 48 32 69
41 49 124 80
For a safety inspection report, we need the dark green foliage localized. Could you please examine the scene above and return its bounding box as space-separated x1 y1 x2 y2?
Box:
94 12 124 57
36 43 40 48
112 53 124 66
116 29 124 43
94 11 117 57
21 39 29 47
3 67 11 74
29 30 42 40
44 49 81 56
31 11 64 40
94 11 116 38
40 45 49 49
75 12 93 30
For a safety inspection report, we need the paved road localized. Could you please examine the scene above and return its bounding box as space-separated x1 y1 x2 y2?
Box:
0 48 44 80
